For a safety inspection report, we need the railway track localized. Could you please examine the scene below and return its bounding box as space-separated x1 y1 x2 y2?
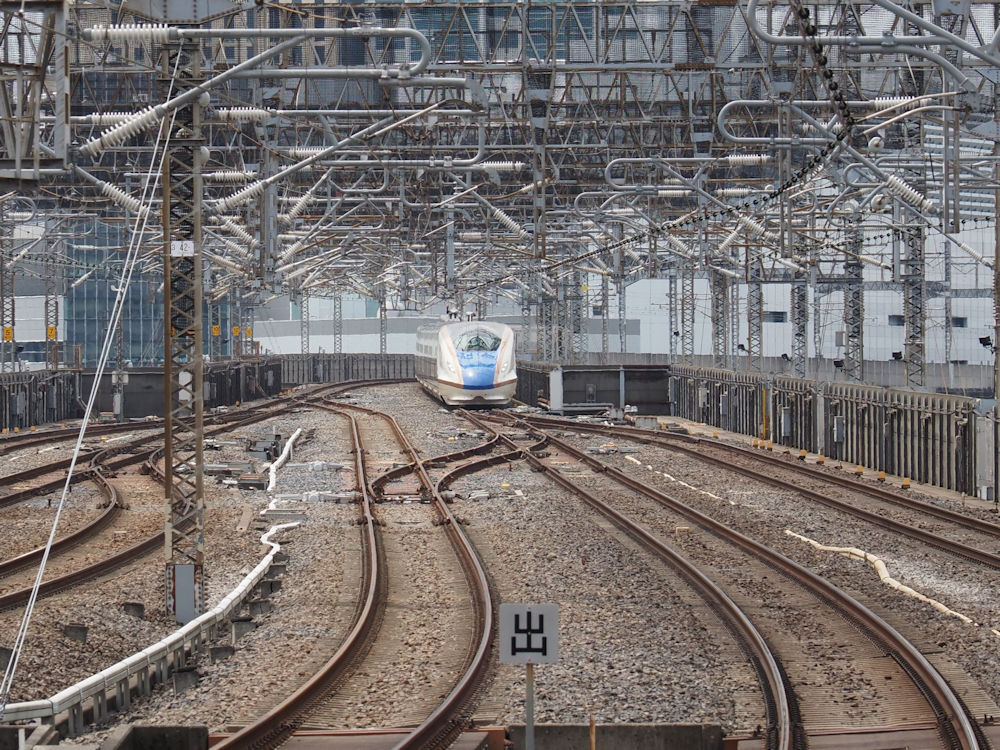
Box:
213 404 384 749
0 385 354 613
472 411 986 750
215 396 493 750
519 414 1000 571
0 420 161 457
460 410 795 750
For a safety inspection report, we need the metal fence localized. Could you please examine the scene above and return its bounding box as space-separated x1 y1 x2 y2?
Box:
281 353 414 385
0 370 78 431
666 365 981 495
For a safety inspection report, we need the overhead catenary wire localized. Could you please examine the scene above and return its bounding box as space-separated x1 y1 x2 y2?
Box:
0 52 183 722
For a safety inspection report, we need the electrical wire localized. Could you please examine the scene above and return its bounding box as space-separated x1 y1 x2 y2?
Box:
0 52 183 721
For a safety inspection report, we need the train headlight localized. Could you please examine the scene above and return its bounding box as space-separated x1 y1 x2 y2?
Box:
440 353 458 376
496 341 514 379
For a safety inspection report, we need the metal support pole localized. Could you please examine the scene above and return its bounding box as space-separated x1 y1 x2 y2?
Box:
299 293 310 354
569 270 586 362
378 293 387 355
521 290 533 358
791 275 808 378
843 229 865 383
232 297 242 360
333 293 343 354
903 222 926 388
208 297 220 361
681 267 694 365
243 304 255 358
162 39 206 625
601 274 610 359
617 275 626 355
0 220 15 372
711 270 729 368
668 270 677 359
747 255 763 373
44 248 59 371
113 317 125 421
525 663 535 750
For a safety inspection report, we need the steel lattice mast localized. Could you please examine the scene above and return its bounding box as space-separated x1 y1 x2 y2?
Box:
161 38 206 624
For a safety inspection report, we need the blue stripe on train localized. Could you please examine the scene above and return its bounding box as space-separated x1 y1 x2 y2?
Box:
457 351 498 388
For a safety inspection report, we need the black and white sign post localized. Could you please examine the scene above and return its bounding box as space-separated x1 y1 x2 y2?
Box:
499 603 560 750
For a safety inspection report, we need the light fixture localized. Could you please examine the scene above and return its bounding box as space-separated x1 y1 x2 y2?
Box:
833 359 845 369
891 351 903 361
780 353 790 361
737 343 747 352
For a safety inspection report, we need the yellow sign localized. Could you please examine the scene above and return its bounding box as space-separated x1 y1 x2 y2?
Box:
232 326 241 337
245 327 252 338
2 326 12 342
46 325 57 340
211 324 220 337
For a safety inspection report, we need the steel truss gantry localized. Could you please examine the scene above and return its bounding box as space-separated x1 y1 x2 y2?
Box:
0 0 998 390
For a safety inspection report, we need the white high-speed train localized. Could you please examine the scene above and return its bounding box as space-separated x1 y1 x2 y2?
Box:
415 320 517 407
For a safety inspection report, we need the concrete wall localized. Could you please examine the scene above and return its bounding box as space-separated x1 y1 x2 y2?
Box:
507 723 723 750
78 359 284 419
99 725 208 750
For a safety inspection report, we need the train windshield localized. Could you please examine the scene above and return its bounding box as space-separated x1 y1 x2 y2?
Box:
455 329 502 352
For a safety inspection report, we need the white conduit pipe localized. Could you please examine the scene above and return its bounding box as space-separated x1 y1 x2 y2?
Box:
266 428 303 494
785 530 999 636
0 523 300 723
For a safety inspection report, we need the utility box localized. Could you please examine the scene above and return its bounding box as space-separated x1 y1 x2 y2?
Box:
832 415 846 443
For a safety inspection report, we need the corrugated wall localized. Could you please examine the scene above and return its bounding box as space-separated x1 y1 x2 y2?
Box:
281 353 414 385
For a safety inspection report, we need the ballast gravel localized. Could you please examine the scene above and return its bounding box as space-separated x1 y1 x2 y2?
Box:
7 383 996 746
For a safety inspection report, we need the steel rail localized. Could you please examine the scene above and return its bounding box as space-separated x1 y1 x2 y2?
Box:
369 431 503 497
0 468 164 613
0 421 161 456
537 415 1000 535
0 391 330 508
325 400 496 750
460 410 795 750
506 416 982 750
0 495 121 580
517 415 1000 569
0 389 349 612
212 406 384 750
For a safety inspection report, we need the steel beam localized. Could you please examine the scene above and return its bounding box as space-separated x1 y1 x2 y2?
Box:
681 268 694 365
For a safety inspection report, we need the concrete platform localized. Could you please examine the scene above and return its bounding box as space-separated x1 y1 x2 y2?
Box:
208 729 497 749
730 724 1000 749
208 723 1000 749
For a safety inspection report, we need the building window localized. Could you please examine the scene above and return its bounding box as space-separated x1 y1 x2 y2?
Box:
952 317 968 328
888 315 904 326
763 311 787 323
